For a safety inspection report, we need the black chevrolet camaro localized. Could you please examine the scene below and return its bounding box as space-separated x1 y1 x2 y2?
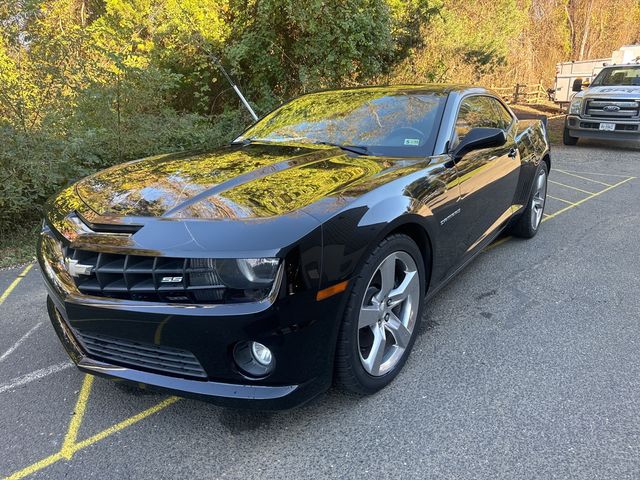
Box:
38 85 550 409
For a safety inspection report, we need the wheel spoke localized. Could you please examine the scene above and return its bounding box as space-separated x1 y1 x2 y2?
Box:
378 255 396 297
531 171 546 229
385 314 411 349
359 305 380 329
388 270 417 307
363 325 386 375
358 249 420 377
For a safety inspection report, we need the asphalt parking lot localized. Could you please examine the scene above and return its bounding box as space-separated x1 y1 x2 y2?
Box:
1 141 639 480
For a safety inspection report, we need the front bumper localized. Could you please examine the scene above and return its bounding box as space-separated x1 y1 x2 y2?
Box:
39 228 344 410
565 115 640 140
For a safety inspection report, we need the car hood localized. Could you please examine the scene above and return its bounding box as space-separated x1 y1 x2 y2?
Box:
581 85 640 99
74 143 413 221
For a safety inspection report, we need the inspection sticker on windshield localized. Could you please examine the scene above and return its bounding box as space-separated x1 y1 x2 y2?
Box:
599 123 616 131
404 138 420 146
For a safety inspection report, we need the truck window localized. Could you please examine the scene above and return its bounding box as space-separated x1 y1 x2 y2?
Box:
591 67 640 86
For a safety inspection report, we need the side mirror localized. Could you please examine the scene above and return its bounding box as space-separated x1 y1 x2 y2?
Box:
451 127 506 162
572 78 584 92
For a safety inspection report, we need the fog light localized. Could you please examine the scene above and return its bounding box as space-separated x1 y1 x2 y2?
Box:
234 341 275 377
251 342 273 366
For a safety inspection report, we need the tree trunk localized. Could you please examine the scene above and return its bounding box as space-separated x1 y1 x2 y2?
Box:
578 0 594 60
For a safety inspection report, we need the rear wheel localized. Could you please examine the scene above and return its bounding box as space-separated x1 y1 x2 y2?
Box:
334 234 425 395
563 127 578 145
509 162 548 239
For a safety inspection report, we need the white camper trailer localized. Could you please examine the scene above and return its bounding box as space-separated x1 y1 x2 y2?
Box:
553 58 610 106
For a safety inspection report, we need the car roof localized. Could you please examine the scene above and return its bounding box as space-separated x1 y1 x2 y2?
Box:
304 84 490 96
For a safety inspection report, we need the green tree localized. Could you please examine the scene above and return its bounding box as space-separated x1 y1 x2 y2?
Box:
224 0 395 104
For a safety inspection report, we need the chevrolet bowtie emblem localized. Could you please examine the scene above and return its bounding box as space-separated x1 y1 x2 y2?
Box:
64 258 93 277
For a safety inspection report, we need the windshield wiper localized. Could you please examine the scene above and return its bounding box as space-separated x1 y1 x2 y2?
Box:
312 142 370 155
232 139 370 155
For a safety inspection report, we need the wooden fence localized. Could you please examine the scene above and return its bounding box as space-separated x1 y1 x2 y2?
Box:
491 83 551 104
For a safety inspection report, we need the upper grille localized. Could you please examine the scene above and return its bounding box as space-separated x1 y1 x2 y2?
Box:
77 331 207 379
65 247 225 303
584 99 640 119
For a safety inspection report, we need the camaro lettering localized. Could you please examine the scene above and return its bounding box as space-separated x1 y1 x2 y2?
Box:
440 208 461 225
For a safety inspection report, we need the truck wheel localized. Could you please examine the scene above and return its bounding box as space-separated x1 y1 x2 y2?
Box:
563 127 578 146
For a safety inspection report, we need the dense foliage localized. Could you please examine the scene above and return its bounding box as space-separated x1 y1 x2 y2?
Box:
1 0 639 235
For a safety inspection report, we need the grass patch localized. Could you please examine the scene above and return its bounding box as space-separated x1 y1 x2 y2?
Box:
0 224 38 269
546 115 566 146
511 104 566 146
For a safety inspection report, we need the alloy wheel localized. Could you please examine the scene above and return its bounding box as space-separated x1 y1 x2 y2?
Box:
530 169 547 230
357 251 420 377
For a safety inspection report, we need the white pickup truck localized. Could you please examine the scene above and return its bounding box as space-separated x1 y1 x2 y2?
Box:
564 63 640 145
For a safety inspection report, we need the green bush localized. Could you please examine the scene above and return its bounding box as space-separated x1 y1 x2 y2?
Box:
0 108 246 236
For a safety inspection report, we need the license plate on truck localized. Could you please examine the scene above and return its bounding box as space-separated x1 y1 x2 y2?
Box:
599 123 616 131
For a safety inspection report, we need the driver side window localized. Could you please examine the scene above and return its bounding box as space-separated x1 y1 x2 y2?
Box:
453 96 506 146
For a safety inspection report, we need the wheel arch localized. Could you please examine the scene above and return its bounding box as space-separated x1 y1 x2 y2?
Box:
542 152 551 172
383 221 434 295
318 196 439 296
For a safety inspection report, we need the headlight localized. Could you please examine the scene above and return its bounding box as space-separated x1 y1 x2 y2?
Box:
569 98 583 115
187 258 282 302
216 258 281 289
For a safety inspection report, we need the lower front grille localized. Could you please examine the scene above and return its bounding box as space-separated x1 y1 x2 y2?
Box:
76 331 207 379
580 122 639 131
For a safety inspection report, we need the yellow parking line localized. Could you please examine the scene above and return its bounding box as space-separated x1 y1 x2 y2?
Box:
483 235 512 252
554 169 613 187
547 194 577 206
5 382 180 479
5 452 64 480
72 396 180 451
485 175 634 253
61 375 94 459
0 264 33 307
543 176 635 222
548 180 595 195
558 169 632 178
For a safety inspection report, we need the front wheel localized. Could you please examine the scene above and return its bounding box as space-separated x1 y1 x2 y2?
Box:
334 234 425 395
509 162 548 239
563 127 578 145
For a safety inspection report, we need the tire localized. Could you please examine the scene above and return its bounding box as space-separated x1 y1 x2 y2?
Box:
563 127 578 145
334 234 426 395
509 162 548 239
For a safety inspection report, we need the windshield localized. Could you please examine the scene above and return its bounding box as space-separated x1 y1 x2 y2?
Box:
235 88 448 157
592 66 640 86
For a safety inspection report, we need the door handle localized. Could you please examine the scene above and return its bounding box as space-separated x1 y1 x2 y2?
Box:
508 148 518 158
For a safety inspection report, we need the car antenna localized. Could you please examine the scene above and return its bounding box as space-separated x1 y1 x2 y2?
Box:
187 29 259 122
206 52 259 122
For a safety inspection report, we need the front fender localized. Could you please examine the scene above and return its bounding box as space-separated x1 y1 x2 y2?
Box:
318 195 440 290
